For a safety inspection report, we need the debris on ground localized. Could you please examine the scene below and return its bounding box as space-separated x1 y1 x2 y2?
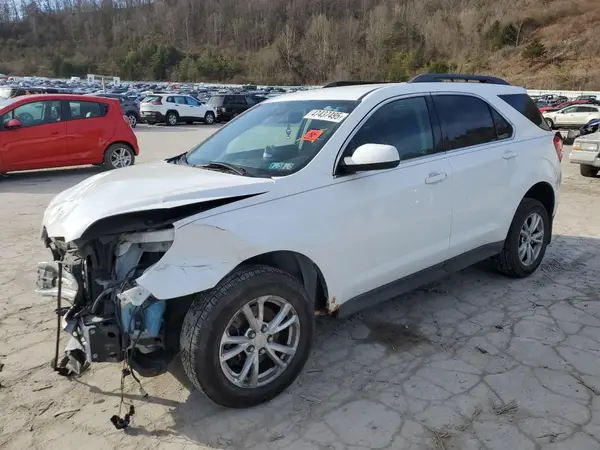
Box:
494 400 518 415
54 408 81 419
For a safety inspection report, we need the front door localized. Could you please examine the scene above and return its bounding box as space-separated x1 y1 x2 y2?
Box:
431 94 516 257
323 96 453 301
0 99 66 171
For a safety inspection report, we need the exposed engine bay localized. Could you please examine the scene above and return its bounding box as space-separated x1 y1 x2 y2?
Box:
36 226 188 377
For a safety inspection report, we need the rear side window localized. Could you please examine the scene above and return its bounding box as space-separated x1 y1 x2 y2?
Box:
143 96 161 103
208 96 224 106
432 95 497 151
68 101 108 120
498 94 550 131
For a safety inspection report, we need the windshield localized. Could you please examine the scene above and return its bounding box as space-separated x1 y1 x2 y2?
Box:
184 100 359 177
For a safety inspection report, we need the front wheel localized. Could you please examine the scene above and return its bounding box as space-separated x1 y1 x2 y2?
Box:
545 118 555 129
580 164 598 177
103 144 135 170
180 266 314 408
494 198 550 278
204 111 215 125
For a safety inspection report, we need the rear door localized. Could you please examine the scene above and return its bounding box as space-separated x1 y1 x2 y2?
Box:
574 106 600 126
432 94 517 257
0 99 66 171
64 99 111 164
172 96 190 119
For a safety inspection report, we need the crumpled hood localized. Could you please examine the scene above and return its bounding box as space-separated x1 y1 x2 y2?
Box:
43 162 274 241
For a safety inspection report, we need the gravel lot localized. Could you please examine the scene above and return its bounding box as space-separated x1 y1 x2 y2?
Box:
2 125 600 450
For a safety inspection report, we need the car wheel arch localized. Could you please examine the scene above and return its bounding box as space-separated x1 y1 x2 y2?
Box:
105 141 136 157
238 250 330 314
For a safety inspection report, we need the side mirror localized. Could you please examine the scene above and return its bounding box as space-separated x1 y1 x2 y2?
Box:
5 118 22 129
340 144 400 174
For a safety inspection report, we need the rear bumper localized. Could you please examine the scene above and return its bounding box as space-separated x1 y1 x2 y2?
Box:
140 111 166 123
569 150 600 167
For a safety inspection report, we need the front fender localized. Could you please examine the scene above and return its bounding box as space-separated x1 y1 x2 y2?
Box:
136 221 265 300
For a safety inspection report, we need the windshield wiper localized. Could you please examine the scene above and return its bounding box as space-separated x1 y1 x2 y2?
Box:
196 161 247 176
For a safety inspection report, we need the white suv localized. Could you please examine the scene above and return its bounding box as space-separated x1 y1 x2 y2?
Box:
543 104 600 129
140 93 216 126
36 74 562 408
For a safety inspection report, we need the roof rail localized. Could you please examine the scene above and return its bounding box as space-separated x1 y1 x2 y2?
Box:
323 81 389 88
408 73 510 85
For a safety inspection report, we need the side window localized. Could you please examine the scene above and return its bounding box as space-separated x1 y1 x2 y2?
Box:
224 95 236 105
185 96 199 106
166 96 174 103
490 109 513 140
433 95 497 151
68 101 107 120
498 93 550 131
245 96 256 106
2 100 62 128
576 106 598 113
561 106 577 113
174 96 187 105
346 97 435 161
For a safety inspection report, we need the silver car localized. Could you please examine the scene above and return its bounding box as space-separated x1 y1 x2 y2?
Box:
570 132 600 177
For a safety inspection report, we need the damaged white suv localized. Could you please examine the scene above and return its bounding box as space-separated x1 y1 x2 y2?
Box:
36 74 562 408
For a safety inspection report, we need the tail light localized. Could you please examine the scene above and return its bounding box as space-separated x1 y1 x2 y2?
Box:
553 133 563 161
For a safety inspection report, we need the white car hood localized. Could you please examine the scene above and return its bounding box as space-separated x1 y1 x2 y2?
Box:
43 162 274 241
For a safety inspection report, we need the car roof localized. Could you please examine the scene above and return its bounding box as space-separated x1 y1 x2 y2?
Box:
265 82 525 103
1 94 117 102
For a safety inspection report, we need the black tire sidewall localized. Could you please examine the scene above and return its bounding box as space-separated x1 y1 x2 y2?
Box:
546 118 554 129
166 112 178 126
185 267 314 407
205 112 215 124
504 199 550 276
103 144 134 170
127 114 137 127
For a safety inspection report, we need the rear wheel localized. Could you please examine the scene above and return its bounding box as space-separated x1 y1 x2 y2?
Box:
166 111 178 126
127 113 137 128
494 198 549 278
580 164 598 177
103 144 135 170
180 266 314 408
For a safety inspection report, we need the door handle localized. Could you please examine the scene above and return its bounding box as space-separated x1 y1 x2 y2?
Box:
425 172 447 184
51 131 59 135
503 151 518 160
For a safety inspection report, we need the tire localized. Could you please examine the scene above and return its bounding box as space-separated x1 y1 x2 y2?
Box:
545 118 554 129
494 198 550 278
580 164 598 177
102 144 135 170
127 113 137 128
180 265 314 408
166 111 178 126
204 112 215 125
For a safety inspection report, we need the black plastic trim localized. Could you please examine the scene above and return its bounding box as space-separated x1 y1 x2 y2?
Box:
408 73 510 85
337 241 505 318
339 159 400 174
323 81 390 88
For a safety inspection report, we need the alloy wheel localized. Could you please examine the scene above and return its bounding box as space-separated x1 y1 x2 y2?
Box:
110 148 133 168
219 295 300 389
518 212 544 266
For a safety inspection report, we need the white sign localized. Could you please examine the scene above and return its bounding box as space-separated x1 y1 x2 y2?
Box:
303 109 349 123
113 77 120 85
87 74 95 84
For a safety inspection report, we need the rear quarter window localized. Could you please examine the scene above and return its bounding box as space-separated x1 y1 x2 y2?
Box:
498 94 550 131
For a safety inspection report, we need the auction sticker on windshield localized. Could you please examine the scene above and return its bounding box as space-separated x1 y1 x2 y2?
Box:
303 109 349 123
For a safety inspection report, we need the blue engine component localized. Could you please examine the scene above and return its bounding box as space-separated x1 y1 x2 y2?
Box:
121 300 166 339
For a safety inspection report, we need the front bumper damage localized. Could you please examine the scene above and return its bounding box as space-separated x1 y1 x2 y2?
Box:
36 229 175 377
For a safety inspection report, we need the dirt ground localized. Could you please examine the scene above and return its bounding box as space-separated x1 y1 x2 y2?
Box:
2 125 600 450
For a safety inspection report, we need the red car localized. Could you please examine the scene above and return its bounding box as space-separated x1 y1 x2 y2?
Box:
0 94 139 174
538 99 593 113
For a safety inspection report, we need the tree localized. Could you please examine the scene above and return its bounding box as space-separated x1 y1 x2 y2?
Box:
523 38 547 61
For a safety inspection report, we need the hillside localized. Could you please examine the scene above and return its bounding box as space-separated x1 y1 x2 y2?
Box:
0 0 598 89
